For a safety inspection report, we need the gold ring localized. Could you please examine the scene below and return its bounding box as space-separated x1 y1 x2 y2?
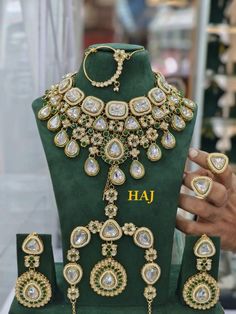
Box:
191 176 213 199
207 153 229 174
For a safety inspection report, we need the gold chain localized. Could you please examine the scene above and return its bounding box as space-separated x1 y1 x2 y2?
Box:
83 45 144 92
71 301 76 314
148 300 153 314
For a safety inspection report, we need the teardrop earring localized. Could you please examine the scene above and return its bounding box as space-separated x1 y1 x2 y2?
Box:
182 235 220 310
15 233 52 308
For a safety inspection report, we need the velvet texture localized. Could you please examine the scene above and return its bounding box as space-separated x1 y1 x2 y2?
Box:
9 44 223 313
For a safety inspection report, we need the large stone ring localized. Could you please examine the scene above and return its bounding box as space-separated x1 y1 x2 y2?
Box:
207 153 229 174
191 176 213 199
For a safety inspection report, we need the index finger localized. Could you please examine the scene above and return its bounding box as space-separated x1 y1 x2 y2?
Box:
188 148 233 189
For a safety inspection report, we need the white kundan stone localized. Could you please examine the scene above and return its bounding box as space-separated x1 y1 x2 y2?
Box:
180 105 193 120
130 97 152 116
152 106 165 120
66 267 79 283
147 143 162 161
64 88 84 105
26 285 40 300
47 114 61 131
125 116 140 130
84 157 100 176
130 160 145 179
169 95 179 104
58 77 72 93
172 115 186 131
26 240 39 253
195 179 210 194
71 228 90 248
50 95 61 106
54 130 68 147
101 271 116 289
105 139 124 161
38 105 51 120
93 116 107 131
110 167 126 185
211 157 226 170
142 263 161 284
82 96 104 116
66 106 80 121
134 227 153 248
106 101 128 119
161 132 176 149
64 140 79 157
100 219 122 241
148 87 166 105
183 98 196 110
194 285 210 303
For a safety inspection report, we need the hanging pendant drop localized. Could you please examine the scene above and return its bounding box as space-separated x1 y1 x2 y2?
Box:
84 157 100 176
38 105 51 120
161 131 176 149
47 114 61 131
64 140 80 158
130 160 145 179
110 166 126 185
147 143 162 161
54 129 68 147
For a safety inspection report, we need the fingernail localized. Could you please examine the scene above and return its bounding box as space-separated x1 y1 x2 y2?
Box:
189 148 198 159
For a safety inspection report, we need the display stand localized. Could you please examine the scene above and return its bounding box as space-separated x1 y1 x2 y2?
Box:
9 43 224 313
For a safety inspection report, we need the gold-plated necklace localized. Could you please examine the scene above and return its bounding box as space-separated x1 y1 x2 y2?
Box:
83 45 145 92
38 65 195 313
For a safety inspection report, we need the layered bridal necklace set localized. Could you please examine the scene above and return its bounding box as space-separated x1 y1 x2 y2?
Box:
38 46 195 313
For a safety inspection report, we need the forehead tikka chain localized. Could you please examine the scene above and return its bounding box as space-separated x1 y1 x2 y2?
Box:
83 46 145 92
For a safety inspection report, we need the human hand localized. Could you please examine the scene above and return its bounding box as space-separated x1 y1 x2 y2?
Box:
176 148 236 252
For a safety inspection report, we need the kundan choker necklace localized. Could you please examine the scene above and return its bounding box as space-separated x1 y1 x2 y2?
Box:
38 63 195 313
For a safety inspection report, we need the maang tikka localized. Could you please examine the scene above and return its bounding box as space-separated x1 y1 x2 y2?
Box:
38 47 196 313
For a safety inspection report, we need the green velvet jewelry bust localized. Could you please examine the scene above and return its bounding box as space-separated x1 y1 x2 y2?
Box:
9 43 224 313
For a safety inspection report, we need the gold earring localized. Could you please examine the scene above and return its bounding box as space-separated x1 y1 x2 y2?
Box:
207 153 229 174
191 176 213 199
15 233 52 308
183 235 220 310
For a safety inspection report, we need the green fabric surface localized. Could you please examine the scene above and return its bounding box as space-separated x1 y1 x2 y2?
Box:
9 263 224 313
11 43 222 312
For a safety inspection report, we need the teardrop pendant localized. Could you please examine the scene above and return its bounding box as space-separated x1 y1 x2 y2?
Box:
161 131 176 149
147 143 162 161
84 157 100 176
38 105 51 120
130 160 145 179
54 129 68 147
47 114 61 131
64 140 80 158
110 166 126 185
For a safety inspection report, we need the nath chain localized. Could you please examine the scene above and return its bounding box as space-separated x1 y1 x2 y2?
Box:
83 45 144 92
